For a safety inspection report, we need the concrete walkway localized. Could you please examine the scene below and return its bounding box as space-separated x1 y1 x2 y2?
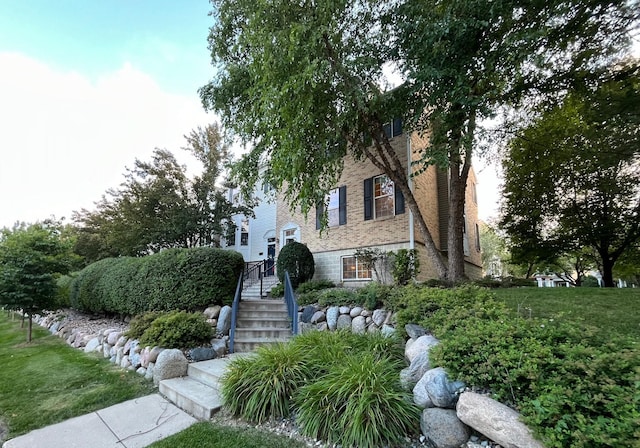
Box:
2 394 197 448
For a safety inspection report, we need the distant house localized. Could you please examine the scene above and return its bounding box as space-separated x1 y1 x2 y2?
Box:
223 119 483 284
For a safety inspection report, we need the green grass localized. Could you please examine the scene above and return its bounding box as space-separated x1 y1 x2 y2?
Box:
147 421 306 448
0 312 154 438
491 287 640 340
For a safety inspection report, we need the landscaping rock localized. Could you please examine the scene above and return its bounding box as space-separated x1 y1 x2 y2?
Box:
84 337 101 353
326 306 339 330
136 367 146 376
317 322 328 331
367 323 379 333
401 351 432 389
310 310 326 324
414 367 461 409
115 347 124 365
103 343 112 358
339 306 351 315
190 347 217 362
114 335 128 349
350 306 363 318
336 314 352 330
204 305 222 319
421 408 470 448
381 324 396 337
120 355 131 369
129 353 142 368
211 339 227 358
301 305 317 323
457 392 545 448
153 349 188 385
216 305 232 335
352 316 366 334
372 309 387 327
405 334 439 363
145 362 155 381
405 324 427 340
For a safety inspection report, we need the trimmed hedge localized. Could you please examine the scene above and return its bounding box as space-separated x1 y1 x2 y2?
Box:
276 242 314 288
69 248 244 315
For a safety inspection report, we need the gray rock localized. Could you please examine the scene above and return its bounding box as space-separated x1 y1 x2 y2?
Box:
405 324 427 340
301 305 317 323
216 305 232 335
316 322 328 332
123 338 133 355
103 328 118 337
401 351 432 389
189 347 217 362
84 337 101 353
365 316 372 325
361 309 372 317
457 392 545 448
131 341 141 354
336 314 352 330
414 367 460 409
352 316 366 334
109 355 117 364
381 324 396 337
326 306 340 331
207 318 217 327
136 367 147 376
120 355 131 369
129 353 142 368
115 347 124 365
367 323 379 333
148 346 163 364
49 322 60 334
103 343 112 358
350 306 363 318
145 362 155 380
153 349 188 385
204 305 222 319
66 333 76 345
115 335 128 349
310 310 326 324
405 334 439 363
421 408 470 448
372 309 387 327
211 339 227 358
339 306 351 315
299 322 315 333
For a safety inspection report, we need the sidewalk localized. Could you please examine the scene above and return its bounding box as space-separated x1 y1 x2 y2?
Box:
2 394 197 448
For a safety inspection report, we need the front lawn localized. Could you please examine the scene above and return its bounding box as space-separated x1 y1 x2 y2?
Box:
0 312 154 439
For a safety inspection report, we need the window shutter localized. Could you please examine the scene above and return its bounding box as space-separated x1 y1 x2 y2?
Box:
339 186 347 225
316 201 323 230
392 117 403 137
394 184 405 215
383 123 392 138
364 178 373 221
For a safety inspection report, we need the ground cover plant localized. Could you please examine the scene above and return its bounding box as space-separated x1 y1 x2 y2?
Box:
220 331 418 448
147 421 306 448
391 285 640 448
137 310 212 349
0 312 154 439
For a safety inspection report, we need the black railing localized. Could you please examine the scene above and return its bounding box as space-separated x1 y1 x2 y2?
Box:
228 272 244 354
284 271 298 336
243 259 276 297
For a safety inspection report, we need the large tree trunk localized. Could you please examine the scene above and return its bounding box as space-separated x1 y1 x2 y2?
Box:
447 159 468 283
28 314 33 343
601 257 616 287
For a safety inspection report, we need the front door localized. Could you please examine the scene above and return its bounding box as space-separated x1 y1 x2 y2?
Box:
266 238 276 276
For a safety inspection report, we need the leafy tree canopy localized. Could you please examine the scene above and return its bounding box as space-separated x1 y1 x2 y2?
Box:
501 66 640 287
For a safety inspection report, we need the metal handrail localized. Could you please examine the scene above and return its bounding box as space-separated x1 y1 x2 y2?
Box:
228 272 243 354
284 271 298 336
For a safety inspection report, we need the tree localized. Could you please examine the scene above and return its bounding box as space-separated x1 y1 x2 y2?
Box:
0 222 74 342
501 69 640 287
73 124 252 260
200 0 637 283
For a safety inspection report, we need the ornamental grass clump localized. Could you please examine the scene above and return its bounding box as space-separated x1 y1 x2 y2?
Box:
295 352 420 448
220 342 311 424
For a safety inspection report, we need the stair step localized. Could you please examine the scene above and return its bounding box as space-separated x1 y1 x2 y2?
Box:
235 327 292 338
187 358 233 387
237 316 290 328
233 336 291 353
159 377 222 420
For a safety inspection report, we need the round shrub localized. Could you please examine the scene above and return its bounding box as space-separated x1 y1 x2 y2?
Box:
276 242 314 288
126 311 164 340
138 311 213 349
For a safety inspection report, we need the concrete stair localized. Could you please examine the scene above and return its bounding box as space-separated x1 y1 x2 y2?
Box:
159 357 236 420
232 298 292 352
242 276 280 298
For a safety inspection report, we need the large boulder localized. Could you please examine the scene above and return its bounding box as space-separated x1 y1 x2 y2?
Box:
204 305 222 319
405 324 427 340
153 349 188 385
413 367 464 409
405 334 439 363
457 392 545 448
421 408 470 448
350 306 363 318
189 347 218 362
216 306 232 335
352 316 366 334
84 337 101 353
310 310 326 324
301 305 317 323
400 351 432 389
336 314 352 330
372 309 387 327
211 338 227 358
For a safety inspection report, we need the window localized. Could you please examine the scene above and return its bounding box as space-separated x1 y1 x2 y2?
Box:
284 228 296 244
364 175 404 220
475 223 481 251
240 219 249 246
317 186 347 229
472 182 477 204
342 256 371 281
374 175 395 218
383 117 403 138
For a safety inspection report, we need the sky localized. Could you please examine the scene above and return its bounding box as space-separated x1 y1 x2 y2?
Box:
0 0 502 230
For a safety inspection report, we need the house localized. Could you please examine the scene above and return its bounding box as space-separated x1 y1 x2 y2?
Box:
223 120 483 284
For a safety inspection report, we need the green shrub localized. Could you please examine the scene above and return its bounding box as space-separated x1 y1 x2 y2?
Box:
355 282 394 309
126 311 164 340
317 288 358 307
220 343 311 423
473 276 503 288
391 249 420 285
296 290 320 306
268 283 284 298
138 311 212 349
276 242 315 288
55 274 75 308
295 352 420 448
296 279 335 294
69 248 244 315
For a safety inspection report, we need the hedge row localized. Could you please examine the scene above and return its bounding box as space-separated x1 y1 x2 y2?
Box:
69 248 244 315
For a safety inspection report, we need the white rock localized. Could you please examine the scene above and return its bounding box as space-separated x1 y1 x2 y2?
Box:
350 307 363 318
405 334 439 363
